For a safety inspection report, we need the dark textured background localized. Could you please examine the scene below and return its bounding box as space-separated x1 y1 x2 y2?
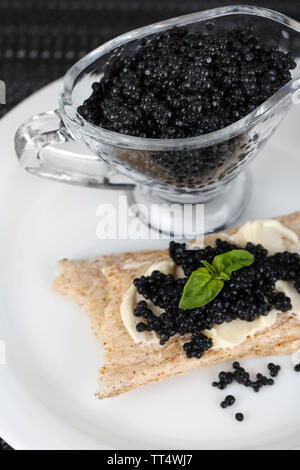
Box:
0 0 299 450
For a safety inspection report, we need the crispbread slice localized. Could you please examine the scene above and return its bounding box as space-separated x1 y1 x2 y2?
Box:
53 252 137 338
53 210 300 398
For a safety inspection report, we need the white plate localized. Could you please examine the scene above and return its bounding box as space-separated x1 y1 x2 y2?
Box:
1 80 300 450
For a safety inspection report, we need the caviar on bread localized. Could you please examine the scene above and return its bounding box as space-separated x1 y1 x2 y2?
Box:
53 211 300 399
133 239 300 359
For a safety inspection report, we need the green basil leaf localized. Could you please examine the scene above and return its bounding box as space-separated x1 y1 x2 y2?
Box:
201 260 218 276
179 248 254 310
179 267 224 309
215 272 230 281
212 249 254 277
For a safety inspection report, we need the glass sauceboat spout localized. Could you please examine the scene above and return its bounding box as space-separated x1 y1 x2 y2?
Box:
14 5 300 237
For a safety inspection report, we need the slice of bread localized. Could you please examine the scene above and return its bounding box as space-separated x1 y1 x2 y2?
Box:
53 210 300 398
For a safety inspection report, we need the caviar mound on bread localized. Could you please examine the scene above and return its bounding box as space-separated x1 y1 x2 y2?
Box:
53 211 300 399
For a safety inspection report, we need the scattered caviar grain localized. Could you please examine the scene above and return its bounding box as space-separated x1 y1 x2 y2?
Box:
78 25 296 139
225 395 236 406
268 363 281 377
235 413 244 422
220 401 227 409
294 363 300 372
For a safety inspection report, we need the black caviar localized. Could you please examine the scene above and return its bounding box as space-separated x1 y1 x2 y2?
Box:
268 362 281 377
215 362 282 422
133 239 300 359
220 395 236 409
235 413 244 422
212 362 278 393
294 363 300 372
78 24 296 138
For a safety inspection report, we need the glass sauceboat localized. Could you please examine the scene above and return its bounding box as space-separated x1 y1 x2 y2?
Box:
15 5 300 236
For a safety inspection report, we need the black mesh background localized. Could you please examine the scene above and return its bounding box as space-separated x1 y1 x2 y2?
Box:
1 0 300 450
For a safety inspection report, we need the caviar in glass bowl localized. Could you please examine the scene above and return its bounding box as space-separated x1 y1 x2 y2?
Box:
15 6 300 235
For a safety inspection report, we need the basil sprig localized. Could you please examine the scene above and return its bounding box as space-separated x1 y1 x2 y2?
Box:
179 249 254 309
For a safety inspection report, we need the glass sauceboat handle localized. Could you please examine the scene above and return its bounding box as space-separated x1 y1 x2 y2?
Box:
14 109 135 190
